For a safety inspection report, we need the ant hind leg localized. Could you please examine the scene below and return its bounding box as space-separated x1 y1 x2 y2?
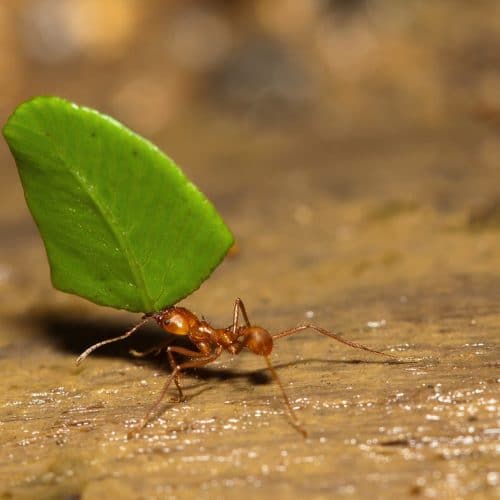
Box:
273 324 396 359
263 355 307 438
230 297 252 337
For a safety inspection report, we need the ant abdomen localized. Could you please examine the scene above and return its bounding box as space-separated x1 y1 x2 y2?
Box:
243 326 273 356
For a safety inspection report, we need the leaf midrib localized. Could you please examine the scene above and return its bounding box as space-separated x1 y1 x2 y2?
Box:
41 128 152 310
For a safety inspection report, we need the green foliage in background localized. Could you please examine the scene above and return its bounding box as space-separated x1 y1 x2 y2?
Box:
3 97 233 312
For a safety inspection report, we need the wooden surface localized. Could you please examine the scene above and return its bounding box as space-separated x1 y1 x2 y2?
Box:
1 123 499 499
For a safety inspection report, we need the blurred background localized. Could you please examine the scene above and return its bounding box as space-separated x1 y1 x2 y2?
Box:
2 0 500 314
1 0 500 134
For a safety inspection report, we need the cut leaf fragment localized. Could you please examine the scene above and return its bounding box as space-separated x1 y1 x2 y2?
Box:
3 96 233 312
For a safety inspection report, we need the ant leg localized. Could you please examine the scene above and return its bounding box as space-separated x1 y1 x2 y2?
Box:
130 342 170 358
230 297 251 337
134 346 223 432
166 346 210 403
273 324 396 359
130 345 163 358
263 356 307 438
76 316 153 365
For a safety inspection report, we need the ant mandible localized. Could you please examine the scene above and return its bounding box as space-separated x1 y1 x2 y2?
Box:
76 298 396 437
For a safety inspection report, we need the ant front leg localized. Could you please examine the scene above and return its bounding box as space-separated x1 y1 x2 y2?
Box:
129 341 172 358
133 346 223 432
230 297 252 337
166 346 209 403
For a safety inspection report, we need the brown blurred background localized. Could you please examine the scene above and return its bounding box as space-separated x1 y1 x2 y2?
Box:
2 0 500 132
2 1 500 168
3 0 500 312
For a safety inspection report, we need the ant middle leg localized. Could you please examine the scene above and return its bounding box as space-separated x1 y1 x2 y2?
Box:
273 324 396 359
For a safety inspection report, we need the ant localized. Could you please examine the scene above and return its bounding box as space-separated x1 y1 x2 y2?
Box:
76 298 396 437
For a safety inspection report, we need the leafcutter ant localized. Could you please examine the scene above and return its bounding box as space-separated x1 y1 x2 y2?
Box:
76 298 396 436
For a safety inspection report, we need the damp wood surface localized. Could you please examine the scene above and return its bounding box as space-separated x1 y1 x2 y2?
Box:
0 119 499 500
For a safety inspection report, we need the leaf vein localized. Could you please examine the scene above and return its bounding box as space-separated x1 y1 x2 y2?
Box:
41 128 152 310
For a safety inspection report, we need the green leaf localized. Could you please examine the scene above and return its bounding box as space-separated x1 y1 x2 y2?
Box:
3 96 233 312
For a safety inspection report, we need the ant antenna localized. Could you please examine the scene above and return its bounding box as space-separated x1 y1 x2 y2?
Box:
76 315 153 365
264 356 307 438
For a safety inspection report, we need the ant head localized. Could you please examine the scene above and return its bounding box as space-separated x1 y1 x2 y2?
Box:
154 307 197 336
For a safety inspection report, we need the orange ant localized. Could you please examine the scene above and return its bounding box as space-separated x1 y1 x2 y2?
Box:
76 298 396 436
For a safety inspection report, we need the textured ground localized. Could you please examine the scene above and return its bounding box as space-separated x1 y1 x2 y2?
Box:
1 122 499 499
